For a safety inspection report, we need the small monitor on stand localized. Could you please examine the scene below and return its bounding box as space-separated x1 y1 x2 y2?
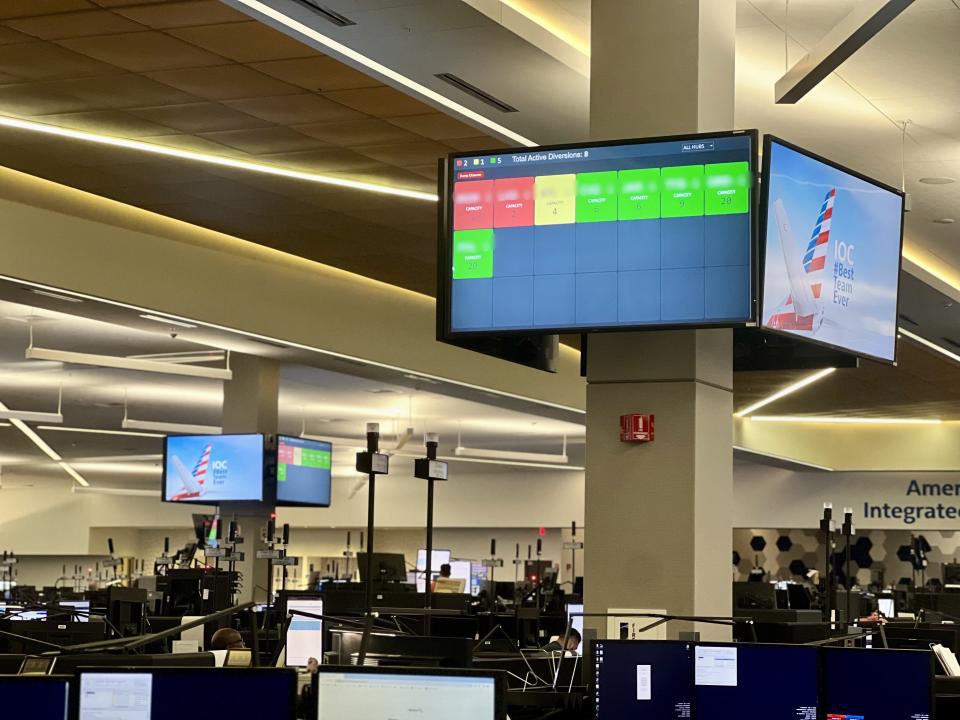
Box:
357 553 408 583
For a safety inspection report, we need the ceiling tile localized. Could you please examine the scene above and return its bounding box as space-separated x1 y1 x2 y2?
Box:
0 41 120 80
197 126 328 155
354 140 450 167
32 109 178 137
5 9 146 39
0 81 102 114
109 0 250 29
128 102 270 133
145 64 301 100
386 112 484 140
251 56 382 92
224 94 363 125
294 118 421 146
0 26 35 44
57 31 228 72
443 135 510 152
41 73 199 109
168 21 315 63
321 86 435 117
0 1 94 20
136 132 237 156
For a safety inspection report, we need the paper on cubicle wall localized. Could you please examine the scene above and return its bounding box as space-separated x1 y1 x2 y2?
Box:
605 608 668 641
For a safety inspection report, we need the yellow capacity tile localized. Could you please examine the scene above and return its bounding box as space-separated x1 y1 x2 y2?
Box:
534 173 576 225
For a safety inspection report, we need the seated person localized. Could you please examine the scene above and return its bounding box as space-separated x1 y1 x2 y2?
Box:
210 627 246 651
542 628 581 655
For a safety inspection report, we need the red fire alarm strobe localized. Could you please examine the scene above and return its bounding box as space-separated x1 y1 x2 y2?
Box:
620 414 654 442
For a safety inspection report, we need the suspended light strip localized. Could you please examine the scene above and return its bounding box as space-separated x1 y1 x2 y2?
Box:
750 416 942 425
899 327 960 364
26 345 233 381
0 114 437 202
0 399 88 486
229 0 536 147
122 418 222 435
733 445 834 472
735 367 836 417
37 425 164 439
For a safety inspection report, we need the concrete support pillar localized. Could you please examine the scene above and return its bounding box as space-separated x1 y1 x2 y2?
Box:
220 354 279 603
584 0 737 640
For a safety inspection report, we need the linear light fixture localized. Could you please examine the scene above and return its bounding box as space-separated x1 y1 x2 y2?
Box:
0 409 63 423
735 368 837 417
453 445 569 464
26 335 233 381
0 114 438 202
439 454 582 471
139 314 197 329
72 486 156 497
733 445 834 472
0 399 88 486
899 327 960 364
229 0 536 147
750 416 942 425
121 417 222 435
29 288 83 303
127 351 226 365
37 425 164 439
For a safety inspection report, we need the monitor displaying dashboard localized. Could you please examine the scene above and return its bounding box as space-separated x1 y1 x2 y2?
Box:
163 434 264 504
760 136 905 363
822 647 933 720
276 435 332 507
440 131 758 336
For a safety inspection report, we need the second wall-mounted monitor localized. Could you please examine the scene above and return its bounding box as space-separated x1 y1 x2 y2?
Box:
275 435 332 507
163 434 264 504
760 136 905 363
440 130 758 336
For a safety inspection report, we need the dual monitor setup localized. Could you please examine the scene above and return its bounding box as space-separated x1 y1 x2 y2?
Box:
162 433 332 507
440 131 905 364
596 640 933 720
5 666 504 720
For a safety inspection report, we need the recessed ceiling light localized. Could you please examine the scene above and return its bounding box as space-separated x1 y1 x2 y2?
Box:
919 177 956 185
934 218 956 224
28 288 82 303
139 314 197 329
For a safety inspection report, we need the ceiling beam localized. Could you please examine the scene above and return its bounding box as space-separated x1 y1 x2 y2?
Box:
775 0 915 104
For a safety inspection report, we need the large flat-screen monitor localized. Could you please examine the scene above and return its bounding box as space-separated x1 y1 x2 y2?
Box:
314 666 505 720
276 435 332 507
284 596 324 668
594 640 693 719
74 668 297 720
693 643 819 719
416 549 452 592
0 675 69 719
760 136 905 363
163 434 264 503
822 647 934 720
440 131 758 336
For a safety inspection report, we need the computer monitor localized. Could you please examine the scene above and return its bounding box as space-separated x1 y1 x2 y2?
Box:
594 640 693 719
58 600 90 622
314 666 505 720
566 603 584 636
439 131 758 336
470 562 487 597
694 643 819 719
760 136 905 363
73 668 297 719
416 549 452 592
163 433 265 503
284 596 324 667
0 675 69 719
275 435 332 507
822 647 934 720
878 596 896 618
357 553 407 583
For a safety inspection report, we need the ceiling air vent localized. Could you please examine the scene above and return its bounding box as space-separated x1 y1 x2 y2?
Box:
435 73 518 113
897 313 919 326
940 337 960 350
290 0 356 27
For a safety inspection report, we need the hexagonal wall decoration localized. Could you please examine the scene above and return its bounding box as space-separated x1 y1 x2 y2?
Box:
789 559 808 577
776 535 793 552
750 536 767 552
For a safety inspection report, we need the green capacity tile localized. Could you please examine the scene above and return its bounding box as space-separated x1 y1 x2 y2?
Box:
618 168 660 220
705 161 750 215
661 164 704 218
301 449 331 469
575 171 618 222
453 228 494 279
278 464 287 483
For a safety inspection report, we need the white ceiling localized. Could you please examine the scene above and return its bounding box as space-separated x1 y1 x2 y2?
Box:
0 293 585 488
